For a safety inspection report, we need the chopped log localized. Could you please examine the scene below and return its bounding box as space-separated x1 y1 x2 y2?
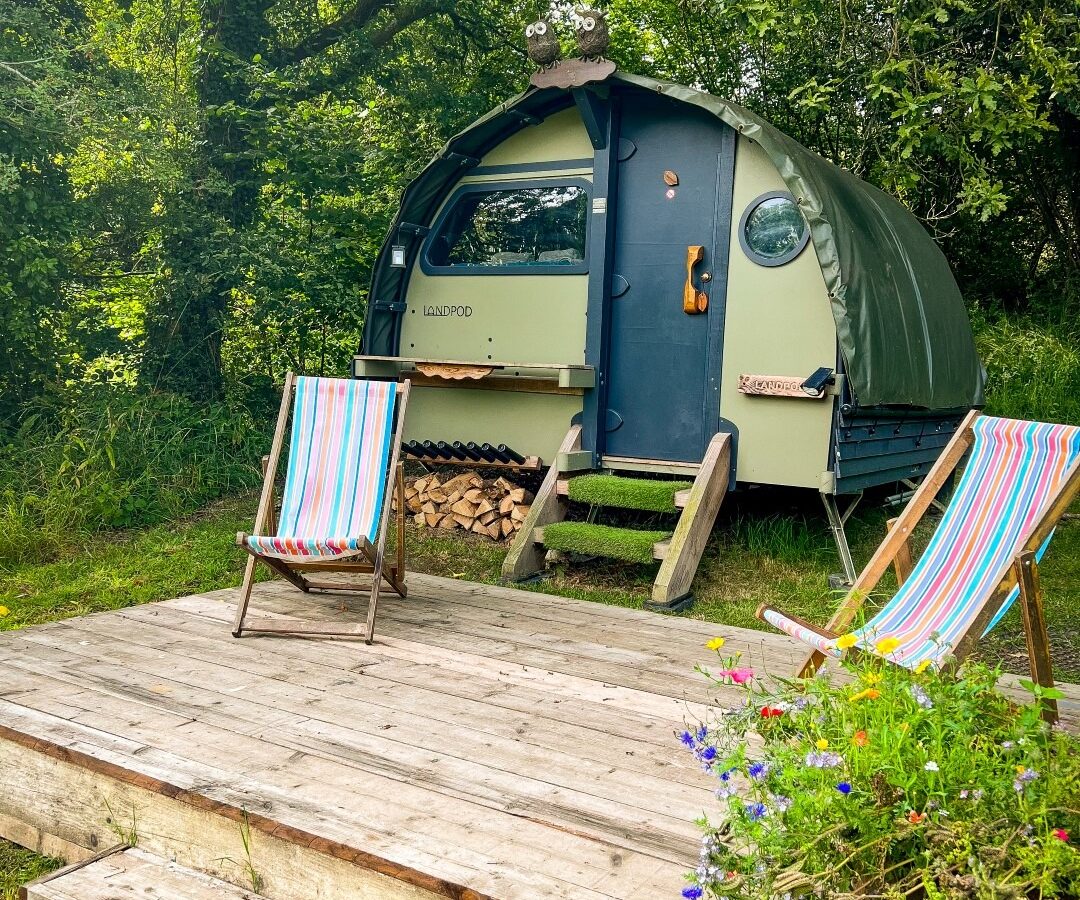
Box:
486 521 502 540
414 476 429 495
438 513 457 529
452 513 474 529
511 504 530 522
424 512 442 527
495 476 512 492
464 488 484 503
499 496 516 515
500 517 515 538
508 488 527 503
479 509 499 526
421 501 437 515
451 498 477 517
413 512 425 526
447 490 463 504
471 520 488 536
475 498 495 517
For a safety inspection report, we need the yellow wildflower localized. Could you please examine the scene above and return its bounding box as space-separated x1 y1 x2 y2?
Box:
849 687 881 703
0 605 8 617
899 722 910 733
816 738 829 751
914 659 932 675
862 672 883 686
835 633 858 651
705 637 726 652
875 637 901 655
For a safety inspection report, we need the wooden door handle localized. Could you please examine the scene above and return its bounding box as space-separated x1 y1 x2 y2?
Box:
683 245 708 314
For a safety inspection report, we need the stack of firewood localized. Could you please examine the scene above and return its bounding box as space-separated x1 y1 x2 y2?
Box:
395 471 533 541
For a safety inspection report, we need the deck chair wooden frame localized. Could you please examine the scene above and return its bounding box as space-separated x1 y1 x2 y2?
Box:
759 410 1080 723
232 373 411 644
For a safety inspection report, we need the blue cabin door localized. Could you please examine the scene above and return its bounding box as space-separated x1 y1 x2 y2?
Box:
604 97 735 463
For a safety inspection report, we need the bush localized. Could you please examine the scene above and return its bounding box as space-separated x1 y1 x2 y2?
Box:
974 315 1080 425
679 641 1079 899
0 386 268 565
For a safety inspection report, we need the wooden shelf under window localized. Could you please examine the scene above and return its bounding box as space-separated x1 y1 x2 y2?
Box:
353 355 594 396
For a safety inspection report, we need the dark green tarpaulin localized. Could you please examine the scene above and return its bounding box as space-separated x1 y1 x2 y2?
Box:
363 73 984 411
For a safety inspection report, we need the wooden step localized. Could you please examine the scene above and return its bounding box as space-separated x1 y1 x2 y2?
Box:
533 524 672 564
555 479 691 510
23 846 262 899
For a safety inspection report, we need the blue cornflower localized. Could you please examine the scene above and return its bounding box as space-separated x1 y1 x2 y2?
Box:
699 745 717 762
836 782 852 795
681 886 704 899
696 725 708 742
747 760 770 781
719 767 735 782
679 730 695 747
745 802 768 820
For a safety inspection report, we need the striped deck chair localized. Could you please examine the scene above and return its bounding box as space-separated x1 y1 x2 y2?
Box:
758 411 1080 722
232 374 411 643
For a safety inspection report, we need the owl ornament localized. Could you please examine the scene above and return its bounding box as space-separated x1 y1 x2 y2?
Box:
573 8 609 61
525 19 560 70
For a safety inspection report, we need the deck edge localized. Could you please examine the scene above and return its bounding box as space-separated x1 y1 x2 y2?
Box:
0 723 494 900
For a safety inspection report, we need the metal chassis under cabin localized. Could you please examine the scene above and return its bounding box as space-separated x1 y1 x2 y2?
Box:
357 70 983 597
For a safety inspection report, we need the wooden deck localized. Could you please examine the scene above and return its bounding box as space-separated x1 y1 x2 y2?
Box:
1 573 1077 899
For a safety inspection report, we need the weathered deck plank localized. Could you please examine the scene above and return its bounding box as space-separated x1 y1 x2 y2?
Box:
1 572 1076 900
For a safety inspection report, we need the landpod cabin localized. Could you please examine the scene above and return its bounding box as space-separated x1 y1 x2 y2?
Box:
357 60 984 610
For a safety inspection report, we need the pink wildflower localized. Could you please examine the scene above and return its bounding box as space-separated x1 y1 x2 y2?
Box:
717 667 754 685
1053 828 1069 842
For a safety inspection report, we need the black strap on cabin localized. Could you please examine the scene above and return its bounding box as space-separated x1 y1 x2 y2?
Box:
508 109 542 126
441 151 480 169
397 222 429 240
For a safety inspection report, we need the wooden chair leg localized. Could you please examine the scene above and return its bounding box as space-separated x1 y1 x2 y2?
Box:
1015 551 1058 724
232 555 258 637
396 463 406 591
886 517 914 587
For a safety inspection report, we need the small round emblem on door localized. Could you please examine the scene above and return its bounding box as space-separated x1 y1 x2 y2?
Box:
701 272 712 282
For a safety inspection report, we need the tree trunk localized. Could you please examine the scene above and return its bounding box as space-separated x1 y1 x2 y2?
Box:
140 0 272 401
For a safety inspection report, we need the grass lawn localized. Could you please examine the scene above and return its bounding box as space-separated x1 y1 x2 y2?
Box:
0 483 1077 894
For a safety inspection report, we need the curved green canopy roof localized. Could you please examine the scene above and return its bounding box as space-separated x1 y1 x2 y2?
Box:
363 73 984 411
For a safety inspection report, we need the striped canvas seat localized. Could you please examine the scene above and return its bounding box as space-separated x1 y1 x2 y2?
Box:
763 417 1080 669
246 377 398 560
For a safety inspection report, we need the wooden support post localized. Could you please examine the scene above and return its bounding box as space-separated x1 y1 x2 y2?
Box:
886 517 914 587
648 433 730 609
501 425 582 581
233 373 296 637
395 463 406 586
1015 551 1058 724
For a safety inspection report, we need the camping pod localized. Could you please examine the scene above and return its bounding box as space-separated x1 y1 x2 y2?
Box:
356 67 984 598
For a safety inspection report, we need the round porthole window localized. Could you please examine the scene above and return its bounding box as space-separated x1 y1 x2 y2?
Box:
739 191 810 267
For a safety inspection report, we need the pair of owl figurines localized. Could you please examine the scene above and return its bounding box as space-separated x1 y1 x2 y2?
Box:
525 9 609 69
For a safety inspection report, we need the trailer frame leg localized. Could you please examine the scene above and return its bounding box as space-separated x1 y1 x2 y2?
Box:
820 490 862 588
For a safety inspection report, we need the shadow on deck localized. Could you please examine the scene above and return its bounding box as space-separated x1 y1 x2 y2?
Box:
0 574 1076 899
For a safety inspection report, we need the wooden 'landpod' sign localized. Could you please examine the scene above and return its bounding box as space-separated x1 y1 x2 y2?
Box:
738 373 826 399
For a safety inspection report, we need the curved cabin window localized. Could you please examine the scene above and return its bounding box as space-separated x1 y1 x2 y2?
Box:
422 181 589 275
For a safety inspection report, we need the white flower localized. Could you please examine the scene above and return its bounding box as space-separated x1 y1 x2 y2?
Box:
924 761 939 772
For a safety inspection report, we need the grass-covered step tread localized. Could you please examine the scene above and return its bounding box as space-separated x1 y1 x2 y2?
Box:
564 474 693 513
539 522 672 565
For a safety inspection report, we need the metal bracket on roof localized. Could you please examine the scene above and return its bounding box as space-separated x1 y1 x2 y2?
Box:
441 151 480 169
508 109 542 126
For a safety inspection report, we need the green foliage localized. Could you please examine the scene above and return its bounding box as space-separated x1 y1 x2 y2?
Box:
976 314 1080 425
566 474 693 512
541 521 671 564
0 388 267 564
680 650 1080 898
